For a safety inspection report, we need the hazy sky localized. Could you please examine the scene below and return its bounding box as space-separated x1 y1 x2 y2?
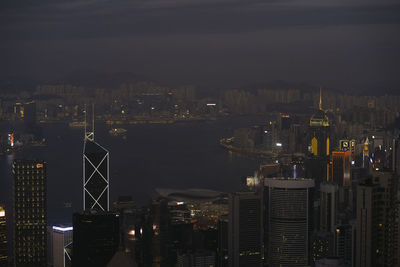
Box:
1 0 399 89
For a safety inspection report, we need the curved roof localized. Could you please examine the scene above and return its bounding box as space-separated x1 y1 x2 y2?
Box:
310 109 329 127
155 188 227 202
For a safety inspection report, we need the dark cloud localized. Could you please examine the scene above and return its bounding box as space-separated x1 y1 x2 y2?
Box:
0 0 399 89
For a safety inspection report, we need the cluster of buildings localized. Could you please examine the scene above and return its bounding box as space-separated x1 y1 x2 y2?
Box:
0 83 220 126
0 89 400 267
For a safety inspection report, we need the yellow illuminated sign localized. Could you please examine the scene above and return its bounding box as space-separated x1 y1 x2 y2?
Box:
36 164 43 168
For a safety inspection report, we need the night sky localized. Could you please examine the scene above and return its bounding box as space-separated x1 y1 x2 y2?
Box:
1 0 399 89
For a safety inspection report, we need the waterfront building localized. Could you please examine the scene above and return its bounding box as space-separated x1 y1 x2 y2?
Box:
52 225 73 267
72 211 119 267
83 108 110 211
228 192 262 267
23 101 37 131
13 159 47 267
0 205 7 267
264 178 315 267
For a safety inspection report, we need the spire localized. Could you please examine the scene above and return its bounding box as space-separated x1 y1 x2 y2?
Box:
84 104 95 142
319 87 322 110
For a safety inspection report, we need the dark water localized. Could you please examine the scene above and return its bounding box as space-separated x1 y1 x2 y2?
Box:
0 116 267 225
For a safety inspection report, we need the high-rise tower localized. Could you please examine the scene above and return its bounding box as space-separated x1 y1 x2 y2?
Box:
13 160 47 267
264 178 315 267
83 105 110 211
228 191 263 267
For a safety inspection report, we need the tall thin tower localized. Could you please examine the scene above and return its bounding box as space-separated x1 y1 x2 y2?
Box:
83 104 110 211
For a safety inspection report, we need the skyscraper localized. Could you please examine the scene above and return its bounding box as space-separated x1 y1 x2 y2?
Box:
356 171 399 267
392 136 400 175
52 225 73 267
355 180 377 267
309 89 330 158
13 159 47 267
264 178 315 267
331 151 351 187
228 192 263 267
319 183 338 233
72 211 119 267
217 215 229 267
83 106 110 211
0 205 7 267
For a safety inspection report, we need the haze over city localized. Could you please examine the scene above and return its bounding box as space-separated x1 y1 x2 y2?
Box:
0 0 400 267
1 0 400 89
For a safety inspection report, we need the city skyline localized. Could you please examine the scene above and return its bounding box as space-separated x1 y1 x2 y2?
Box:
0 0 399 266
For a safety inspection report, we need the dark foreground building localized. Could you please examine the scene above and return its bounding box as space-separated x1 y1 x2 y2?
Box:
72 211 119 267
13 160 47 267
264 178 315 267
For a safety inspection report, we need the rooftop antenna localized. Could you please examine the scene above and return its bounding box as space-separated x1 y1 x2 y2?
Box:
84 103 94 142
92 103 95 138
84 104 87 137
319 87 323 110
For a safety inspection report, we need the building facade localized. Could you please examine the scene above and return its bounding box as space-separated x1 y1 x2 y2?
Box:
83 138 109 211
264 178 315 267
72 211 119 267
13 160 47 267
228 192 263 267
52 225 73 267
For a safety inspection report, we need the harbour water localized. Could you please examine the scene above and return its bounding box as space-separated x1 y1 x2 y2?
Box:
0 116 267 225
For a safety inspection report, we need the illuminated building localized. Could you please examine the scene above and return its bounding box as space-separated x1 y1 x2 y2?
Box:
339 139 356 162
0 205 7 267
7 133 14 147
331 151 351 187
362 137 370 168
309 89 330 157
114 196 137 258
264 178 315 267
308 89 331 183
13 159 47 267
228 192 262 267
72 211 119 267
310 231 334 264
83 107 110 211
52 225 73 267
151 199 169 267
